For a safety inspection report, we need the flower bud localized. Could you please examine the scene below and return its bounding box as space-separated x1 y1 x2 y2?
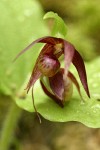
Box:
38 54 60 77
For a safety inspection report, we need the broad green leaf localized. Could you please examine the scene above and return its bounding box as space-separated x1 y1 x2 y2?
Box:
43 11 67 38
15 57 100 128
0 0 48 95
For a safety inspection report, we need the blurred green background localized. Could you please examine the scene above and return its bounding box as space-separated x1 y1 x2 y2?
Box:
0 0 100 150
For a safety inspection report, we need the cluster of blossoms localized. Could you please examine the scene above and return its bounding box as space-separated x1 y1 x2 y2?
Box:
14 36 90 109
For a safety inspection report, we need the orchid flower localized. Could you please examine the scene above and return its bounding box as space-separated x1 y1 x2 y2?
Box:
14 36 90 117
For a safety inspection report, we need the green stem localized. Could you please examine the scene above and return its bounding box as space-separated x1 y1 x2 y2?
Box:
0 101 22 150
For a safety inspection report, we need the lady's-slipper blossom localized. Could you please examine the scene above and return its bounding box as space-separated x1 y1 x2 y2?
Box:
14 36 90 112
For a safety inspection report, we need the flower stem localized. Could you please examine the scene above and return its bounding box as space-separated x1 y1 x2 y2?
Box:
0 101 22 150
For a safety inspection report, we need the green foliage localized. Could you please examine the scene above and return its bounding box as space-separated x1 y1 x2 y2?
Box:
43 11 67 38
15 58 100 128
0 0 100 128
0 0 48 95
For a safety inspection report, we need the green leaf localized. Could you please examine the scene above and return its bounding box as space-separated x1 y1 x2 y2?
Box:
43 11 67 38
15 57 100 128
0 0 48 95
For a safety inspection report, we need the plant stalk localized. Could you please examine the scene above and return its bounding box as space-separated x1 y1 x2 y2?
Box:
0 101 22 150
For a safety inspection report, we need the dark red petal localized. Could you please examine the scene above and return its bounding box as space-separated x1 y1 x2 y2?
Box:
49 69 64 101
40 80 64 107
39 43 54 55
40 37 63 45
68 71 83 100
13 36 62 61
72 50 90 98
26 66 42 93
63 41 75 77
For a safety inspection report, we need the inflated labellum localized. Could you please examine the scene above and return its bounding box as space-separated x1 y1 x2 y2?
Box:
38 54 60 77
